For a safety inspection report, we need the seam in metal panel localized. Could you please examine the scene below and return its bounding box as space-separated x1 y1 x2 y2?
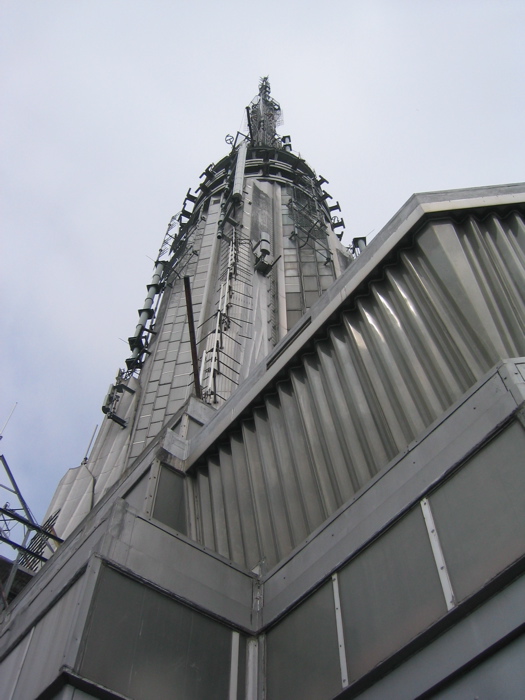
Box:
265 392 309 546
219 444 246 566
208 454 230 560
276 381 326 532
314 337 368 491
254 402 295 562
303 352 356 502
229 631 240 700
290 366 339 515
330 320 392 474
420 497 456 611
242 417 279 570
332 573 349 689
230 432 261 570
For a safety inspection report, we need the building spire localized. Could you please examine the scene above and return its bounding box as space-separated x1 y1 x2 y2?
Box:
248 77 283 148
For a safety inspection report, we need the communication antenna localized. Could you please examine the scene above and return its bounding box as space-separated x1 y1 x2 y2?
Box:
81 425 98 465
0 403 17 440
0 403 64 607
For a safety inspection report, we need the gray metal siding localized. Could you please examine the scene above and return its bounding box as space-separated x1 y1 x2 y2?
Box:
190 210 525 570
1 575 84 700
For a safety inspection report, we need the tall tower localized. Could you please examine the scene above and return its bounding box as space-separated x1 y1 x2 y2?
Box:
2 80 524 700
46 79 350 541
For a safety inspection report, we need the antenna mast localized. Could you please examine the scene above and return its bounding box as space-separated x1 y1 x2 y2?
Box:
249 77 283 147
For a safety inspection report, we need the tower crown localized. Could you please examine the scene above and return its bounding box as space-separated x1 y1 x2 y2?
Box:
43 83 350 542
247 77 283 148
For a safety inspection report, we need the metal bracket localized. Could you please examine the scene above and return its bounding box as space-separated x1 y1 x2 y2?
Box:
420 497 456 611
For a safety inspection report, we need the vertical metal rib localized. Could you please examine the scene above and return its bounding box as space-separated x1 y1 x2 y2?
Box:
190 210 525 571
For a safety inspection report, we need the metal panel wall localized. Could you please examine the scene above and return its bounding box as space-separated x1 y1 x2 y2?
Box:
429 633 525 699
1 575 84 700
190 210 525 570
264 419 525 698
337 506 447 682
266 581 342 700
79 566 238 700
428 419 525 601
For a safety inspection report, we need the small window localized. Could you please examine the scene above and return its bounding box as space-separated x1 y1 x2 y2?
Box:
152 465 187 535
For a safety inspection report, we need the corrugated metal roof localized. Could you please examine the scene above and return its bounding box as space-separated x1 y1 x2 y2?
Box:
188 202 525 571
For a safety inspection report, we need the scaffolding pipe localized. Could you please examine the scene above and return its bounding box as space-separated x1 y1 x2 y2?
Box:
0 455 36 525
2 530 31 606
0 533 47 563
183 277 202 400
232 140 248 204
0 507 63 543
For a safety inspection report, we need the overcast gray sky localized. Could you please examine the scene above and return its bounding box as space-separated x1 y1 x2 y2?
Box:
1 1 524 550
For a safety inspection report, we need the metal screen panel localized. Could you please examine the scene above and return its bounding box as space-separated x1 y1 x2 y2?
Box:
429 420 525 601
152 465 187 534
80 566 231 700
338 506 447 681
266 581 342 700
124 468 149 511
